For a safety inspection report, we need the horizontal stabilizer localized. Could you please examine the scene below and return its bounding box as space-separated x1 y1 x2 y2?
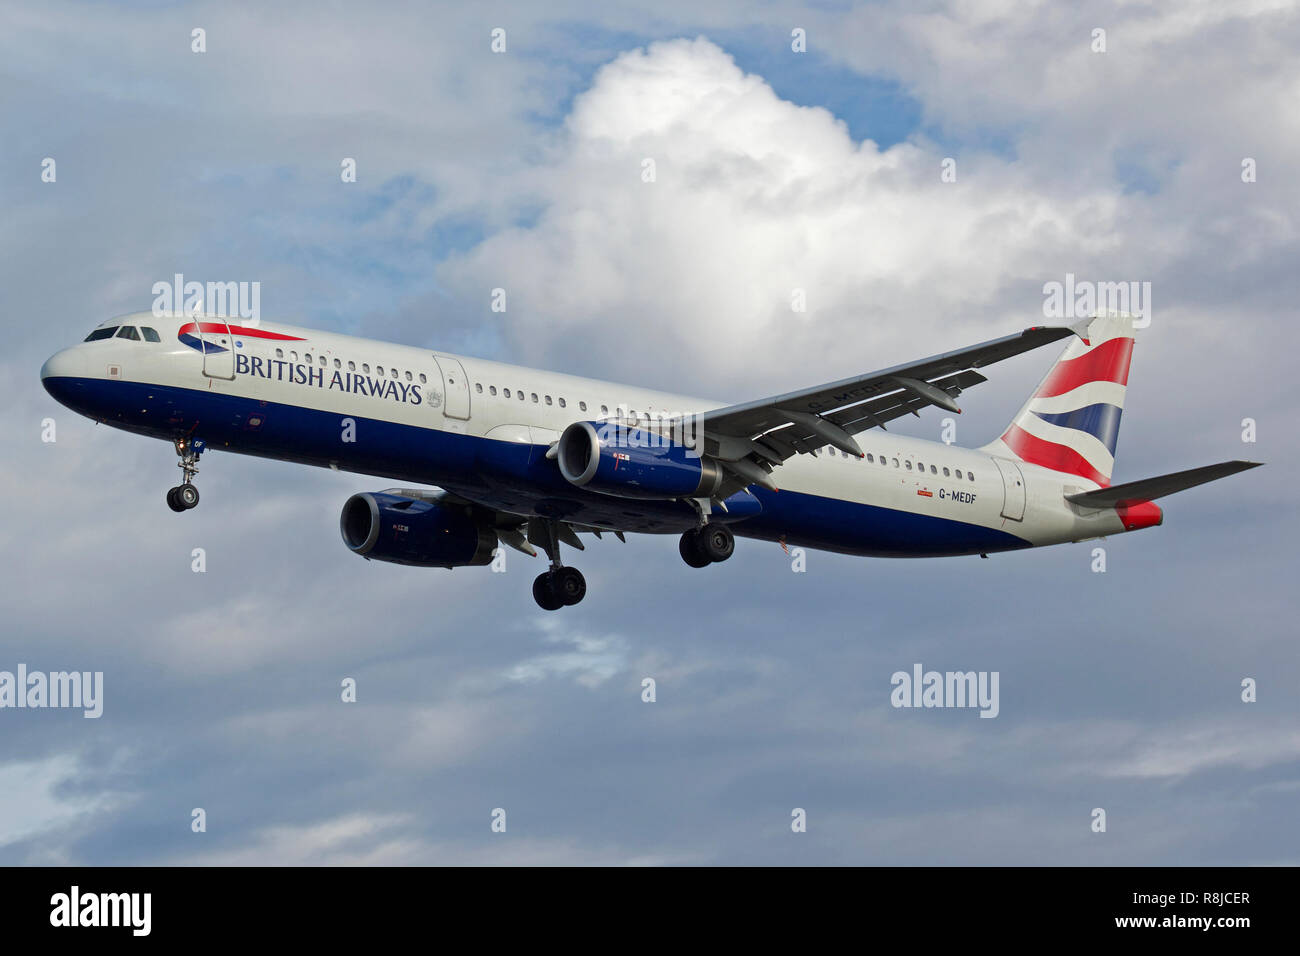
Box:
1066 460 1263 508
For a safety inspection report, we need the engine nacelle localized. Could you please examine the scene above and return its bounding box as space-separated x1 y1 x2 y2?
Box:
556 421 723 499
340 492 496 568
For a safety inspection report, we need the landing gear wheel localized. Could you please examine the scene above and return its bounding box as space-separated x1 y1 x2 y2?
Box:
700 524 734 563
553 567 586 606
679 529 711 568
166 487 186 512
177 483 200 509
532 572 564 611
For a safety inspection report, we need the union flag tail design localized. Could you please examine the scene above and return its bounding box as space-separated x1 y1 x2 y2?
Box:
984 313 1136 488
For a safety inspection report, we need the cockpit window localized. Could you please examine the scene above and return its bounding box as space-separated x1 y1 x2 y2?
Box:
116 326 141 341
141 327 161 342
84 327 118 342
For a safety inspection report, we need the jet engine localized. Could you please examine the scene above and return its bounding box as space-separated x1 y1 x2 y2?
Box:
340 491 496 568
555 420 724 499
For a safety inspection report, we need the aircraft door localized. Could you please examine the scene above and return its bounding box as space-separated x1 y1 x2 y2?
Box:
432 355 471 420
200 319 236 380
993 457 1026 520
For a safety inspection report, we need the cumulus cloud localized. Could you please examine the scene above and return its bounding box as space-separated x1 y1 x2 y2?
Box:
438 37 1133 393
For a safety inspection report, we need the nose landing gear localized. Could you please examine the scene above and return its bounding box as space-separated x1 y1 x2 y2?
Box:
167 438 204 512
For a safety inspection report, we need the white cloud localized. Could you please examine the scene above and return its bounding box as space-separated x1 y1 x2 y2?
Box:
436 38 1135 394
0 753 117 851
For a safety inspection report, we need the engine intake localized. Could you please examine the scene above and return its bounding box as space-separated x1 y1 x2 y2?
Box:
340 492 496 568
556 420 723 499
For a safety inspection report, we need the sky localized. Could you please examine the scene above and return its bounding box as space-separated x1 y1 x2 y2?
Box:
1 0 1297 865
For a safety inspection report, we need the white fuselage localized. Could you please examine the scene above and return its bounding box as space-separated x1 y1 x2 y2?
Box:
41 312 1137 558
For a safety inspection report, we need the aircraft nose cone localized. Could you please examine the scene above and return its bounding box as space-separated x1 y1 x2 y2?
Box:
41 348 87 406
41 348 82 381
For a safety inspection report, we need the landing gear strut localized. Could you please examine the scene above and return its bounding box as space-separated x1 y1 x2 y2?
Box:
530 518 586 610
167 438 203 512
680 523 734 567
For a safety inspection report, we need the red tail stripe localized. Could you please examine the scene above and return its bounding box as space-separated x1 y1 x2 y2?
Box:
1034 337 1134 399
1001 423 1110 487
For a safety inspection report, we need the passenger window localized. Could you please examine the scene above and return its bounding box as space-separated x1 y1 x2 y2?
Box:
892 458 899 467
418 373 426 384
866 453 874 463
84 327 118 341
348 361 355 371
305 353 313 363
905 460 912 470
320 356 327 366
545 396 553 406
916 461 923 471
558 398 566 408
361 363 369 373
930 465 937 475
141 327 161 342
504 388 511 398
116 326 141 340
490 386 497 396
967 471 974 481
601 405 608 416
518 390 524 401
391 368 398 378
579 401 587 412
475 383 482 393
334 358 341 368
531 393 539 403
276 348 284 358
405 371 412 381
291 351 299 361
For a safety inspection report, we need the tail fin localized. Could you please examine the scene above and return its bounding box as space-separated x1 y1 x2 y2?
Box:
983 313 1136 487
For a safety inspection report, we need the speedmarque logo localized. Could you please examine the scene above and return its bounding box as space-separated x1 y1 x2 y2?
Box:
50 886 151 936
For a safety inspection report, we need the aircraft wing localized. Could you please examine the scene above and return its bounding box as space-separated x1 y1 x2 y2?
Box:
695 325 1077 487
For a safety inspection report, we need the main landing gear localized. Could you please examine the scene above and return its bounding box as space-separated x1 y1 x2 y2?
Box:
679 522 735 568
531 518 587 611
166 438 203 512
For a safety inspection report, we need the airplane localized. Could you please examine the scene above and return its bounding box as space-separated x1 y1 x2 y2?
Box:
40 311 1260 609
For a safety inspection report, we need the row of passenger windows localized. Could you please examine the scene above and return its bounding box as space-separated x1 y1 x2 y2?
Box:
88 328 978 483
273 348 429 385
475 381 598 413
270 347 621 415
818 445 975 481
84 325 162 343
